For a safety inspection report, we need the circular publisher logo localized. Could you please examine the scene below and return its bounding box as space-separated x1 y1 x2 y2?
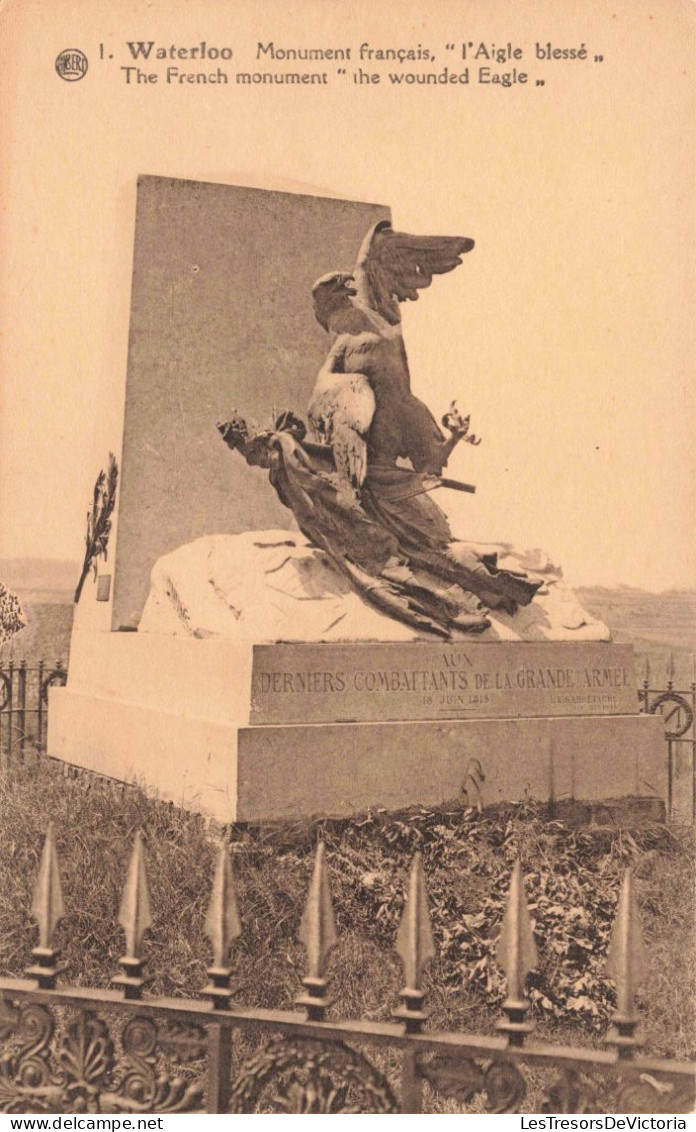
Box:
55 49 88 82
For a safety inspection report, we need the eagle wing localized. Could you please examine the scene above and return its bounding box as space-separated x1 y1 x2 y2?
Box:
308 372 376 488
353 220 474 326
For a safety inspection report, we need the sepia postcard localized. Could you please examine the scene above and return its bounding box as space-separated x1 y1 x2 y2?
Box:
0 0 693 1119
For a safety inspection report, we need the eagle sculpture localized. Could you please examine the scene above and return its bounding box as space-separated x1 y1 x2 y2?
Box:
308 220 479 491
218 217 542 637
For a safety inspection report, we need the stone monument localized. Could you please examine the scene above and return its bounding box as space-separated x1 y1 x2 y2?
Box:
48 177 666 821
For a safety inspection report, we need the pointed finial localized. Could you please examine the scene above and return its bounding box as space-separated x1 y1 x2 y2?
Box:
26 824 65 988
296 842 337 1020
642 656 651 686
496 862 538 1045
606 869 648 1057
206 838 241 966
119 832 152 956
203 837 242 1009
31 823 65 948
112 832 152 999
393 853 435 1033
299 842 337 977
666 653 676 687
396 853 435 987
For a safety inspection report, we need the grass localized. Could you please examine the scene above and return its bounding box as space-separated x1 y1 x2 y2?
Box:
0 755 693 1113
3 588 693 1110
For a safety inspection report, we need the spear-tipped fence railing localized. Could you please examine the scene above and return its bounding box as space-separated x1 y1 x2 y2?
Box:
0 830 693 1115
638 653 696 823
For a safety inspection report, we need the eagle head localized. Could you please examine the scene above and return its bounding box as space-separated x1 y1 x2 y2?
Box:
311 271 358 330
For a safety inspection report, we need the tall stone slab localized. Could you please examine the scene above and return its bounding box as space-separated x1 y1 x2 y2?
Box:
110 178 390 630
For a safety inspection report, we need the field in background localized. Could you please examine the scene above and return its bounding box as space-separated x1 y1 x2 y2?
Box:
0 601 74 664
2 583 694 683
0 558 76 664
578 588 695 687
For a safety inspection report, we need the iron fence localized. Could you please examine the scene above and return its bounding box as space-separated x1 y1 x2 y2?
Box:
0 828 693 1115
638 656 696 823
0 661 67 764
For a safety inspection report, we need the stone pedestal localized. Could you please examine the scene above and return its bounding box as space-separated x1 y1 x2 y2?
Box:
48 634 666 822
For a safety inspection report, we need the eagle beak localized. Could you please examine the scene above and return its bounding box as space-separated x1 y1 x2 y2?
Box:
344 276 358 296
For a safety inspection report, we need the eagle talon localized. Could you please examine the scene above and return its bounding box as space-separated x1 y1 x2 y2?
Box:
441 400 467 433
441 401 482 447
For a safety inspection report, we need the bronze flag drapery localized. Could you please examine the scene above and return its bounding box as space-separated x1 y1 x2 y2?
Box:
219 417 541 638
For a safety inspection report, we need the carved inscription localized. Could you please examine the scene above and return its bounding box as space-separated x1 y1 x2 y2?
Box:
250 643 638 726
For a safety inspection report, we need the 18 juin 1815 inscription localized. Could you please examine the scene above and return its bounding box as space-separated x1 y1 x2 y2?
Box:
250 642 638 725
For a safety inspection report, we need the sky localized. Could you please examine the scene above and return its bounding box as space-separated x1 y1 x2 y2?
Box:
0 0 694 590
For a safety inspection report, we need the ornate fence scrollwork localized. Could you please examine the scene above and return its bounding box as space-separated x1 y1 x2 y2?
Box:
0 1001 205 1115
229 1037 398 1114
101 1015 206 1114
616 1074 696 1116
56 1013 113 1111
541 1069 598 1113
417 1053 526 1113
0 1002 63 1113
